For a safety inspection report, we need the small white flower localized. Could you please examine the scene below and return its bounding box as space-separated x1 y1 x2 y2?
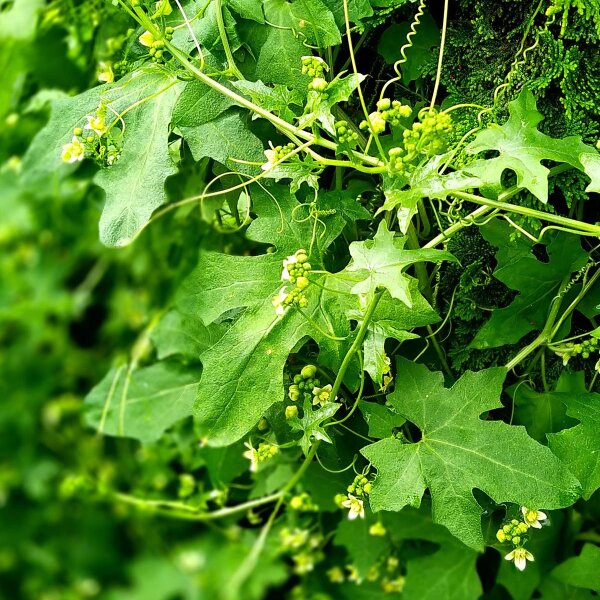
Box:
84 114 107 137
505 547 534 571
341 494 365 520
61 136 85 163
281 254 298 281
521 506 548 529
261 141 280 171
272 286 290 317
243 441 259 472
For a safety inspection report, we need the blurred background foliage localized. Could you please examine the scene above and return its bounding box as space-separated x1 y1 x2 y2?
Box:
3 0 600 598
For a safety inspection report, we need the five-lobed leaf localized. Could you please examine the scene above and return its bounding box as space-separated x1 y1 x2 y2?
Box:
465 88 600 202
362 358 581 550
345 220 456 306
287 399 340 455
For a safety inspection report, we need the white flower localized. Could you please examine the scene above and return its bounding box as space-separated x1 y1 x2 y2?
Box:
281 254 298 281
84 114 107 136
341 494 365 520
272 286 289 317
243 441 259 472
61 136 85 163
505 547 534 571
521 506 548 529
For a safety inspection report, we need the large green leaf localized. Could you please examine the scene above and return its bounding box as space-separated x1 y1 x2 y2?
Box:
180 109 264 175
551 545 600 592
22 66 182 247
95 77 182 247
176 186 438 445
85 362 200 444
508 371 582 443
263 0 341 48
547 390 600 499
471 221 588 348
172 80 234 127
465 88 600 201
362 358 581 550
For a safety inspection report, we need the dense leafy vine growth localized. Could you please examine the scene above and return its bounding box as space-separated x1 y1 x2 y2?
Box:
4 0 600 597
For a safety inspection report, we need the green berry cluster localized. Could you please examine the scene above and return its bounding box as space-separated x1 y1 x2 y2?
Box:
288 364 321 404
334 120 359 149
496 518 529 547
257 442 278 461
270 142 296 164
359 98 412 135
301 55 329 93
289 491 318 512
272 249 312 315
553 336 600 366
347 473 373 497
301 55 327 79
283 248 311 284
388 108 453 174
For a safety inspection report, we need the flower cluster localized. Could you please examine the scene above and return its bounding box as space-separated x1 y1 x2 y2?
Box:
287 364 333 408
139 26 174 63
388 108 453 175
359 98 412 135
272 249 312 316
242 440 279 472
347 472 373 498
289 491 318 512
496 506 548 570
61 102 122 167
553 335 600 366
301 55 329 93
261 141 295 171
279 527 323 575
334 120 359 150
326 555 405 593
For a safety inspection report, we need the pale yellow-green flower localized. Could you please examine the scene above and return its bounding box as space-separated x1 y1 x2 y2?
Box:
61 136 85 163
505 547 534 571
341 494 365 520
521 506 548 529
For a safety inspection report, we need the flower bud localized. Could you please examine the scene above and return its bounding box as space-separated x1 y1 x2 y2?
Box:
301 365 317 379
285 405 298 419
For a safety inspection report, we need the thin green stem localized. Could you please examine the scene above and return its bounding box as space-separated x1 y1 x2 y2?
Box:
429 0 449 109
109 490 282 521
214 0 244 79
330 291 383 402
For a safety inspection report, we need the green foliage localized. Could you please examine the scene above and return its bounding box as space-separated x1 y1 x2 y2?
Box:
7 0 600 598
362 359 580 550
